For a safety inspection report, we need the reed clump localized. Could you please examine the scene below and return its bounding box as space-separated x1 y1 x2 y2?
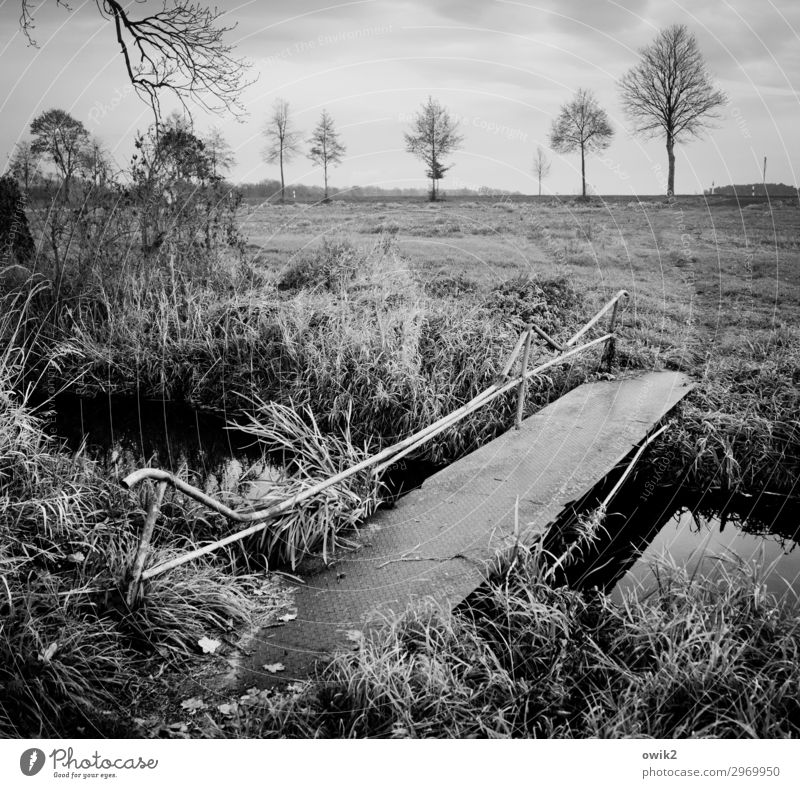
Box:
46 235 589 463
0 384 263 736
643 338 800 497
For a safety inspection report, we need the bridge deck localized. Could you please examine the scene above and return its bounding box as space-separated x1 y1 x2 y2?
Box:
238 371 692 687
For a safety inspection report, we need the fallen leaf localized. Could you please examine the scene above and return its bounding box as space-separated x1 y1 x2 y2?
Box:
180 697 207 713
344 630 363 644
67 552 85 563
278 612 297 623
198 636 221 654
217 703 237 716
262 662 285 673
39 642 58 663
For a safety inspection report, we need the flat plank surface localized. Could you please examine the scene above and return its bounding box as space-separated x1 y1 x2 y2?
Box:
238 371 692 687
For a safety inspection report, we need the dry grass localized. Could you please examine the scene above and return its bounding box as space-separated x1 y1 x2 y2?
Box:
220 542 800 738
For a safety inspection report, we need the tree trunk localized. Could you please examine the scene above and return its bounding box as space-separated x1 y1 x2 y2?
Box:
279 148 285 203
538 175 542 197
580 144 586 197
323 163 329 202
666 135 675 197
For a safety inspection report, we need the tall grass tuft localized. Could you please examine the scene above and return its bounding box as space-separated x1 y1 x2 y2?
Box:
234 401 383 567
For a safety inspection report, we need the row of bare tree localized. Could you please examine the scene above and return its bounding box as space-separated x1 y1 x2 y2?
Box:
266 24 726 201
8 11 726 204
546 24 727 197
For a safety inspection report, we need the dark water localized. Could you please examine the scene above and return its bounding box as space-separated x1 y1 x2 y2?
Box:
39 394 278 495
613 506 800 602
550 481 800 601
38 394 434 501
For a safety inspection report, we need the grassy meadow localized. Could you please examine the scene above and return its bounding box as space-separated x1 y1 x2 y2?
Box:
1 193 799 737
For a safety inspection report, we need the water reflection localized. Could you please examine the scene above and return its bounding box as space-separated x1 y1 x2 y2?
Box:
42 394 282 500
614 507 800 602
547 484 800 600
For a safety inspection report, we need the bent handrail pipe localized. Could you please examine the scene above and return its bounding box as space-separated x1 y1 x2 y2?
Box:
121 468 282 522
123 290 628 584
530 323 565 352
566 289 628 347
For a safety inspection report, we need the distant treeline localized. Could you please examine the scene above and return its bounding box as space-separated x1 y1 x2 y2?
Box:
705 182 798 198
237 179 520 202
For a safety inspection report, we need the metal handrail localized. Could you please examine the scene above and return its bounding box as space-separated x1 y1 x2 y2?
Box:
123 288 629 601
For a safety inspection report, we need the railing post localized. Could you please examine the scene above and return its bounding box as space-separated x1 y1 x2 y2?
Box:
126 480 168 607
602 300 620 371
515 327 534 429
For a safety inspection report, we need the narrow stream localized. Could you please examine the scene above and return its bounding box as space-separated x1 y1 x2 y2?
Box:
39 393 438 502
612 505 800 602
549 481 800 601
40 395 799 598
40 394 280 497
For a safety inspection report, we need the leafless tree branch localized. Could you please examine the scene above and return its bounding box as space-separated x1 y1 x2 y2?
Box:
19 1 253 122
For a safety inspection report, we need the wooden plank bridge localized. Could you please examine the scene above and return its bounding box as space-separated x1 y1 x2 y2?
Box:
237 369 692 688
120 290 693 689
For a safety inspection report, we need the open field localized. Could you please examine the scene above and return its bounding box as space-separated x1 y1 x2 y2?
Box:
2 194 799 737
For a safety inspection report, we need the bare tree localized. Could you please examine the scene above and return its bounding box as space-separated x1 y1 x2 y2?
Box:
619 25 727 196
30 109 90 201
307 110 346 202
8 141 41 195
548 88 613 197
203 128 236 180
80 138 116 189
532 146 551 197
19 1 252 120
404 96 463 201
263 99 302 203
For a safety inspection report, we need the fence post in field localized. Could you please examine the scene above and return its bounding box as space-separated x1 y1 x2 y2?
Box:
515 326 534 429
126 480 168 607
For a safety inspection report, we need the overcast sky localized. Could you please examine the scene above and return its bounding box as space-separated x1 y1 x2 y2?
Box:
1 0 798 195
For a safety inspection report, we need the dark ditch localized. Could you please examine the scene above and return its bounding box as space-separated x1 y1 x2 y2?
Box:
38 393 441 502
39 396 798 599
541 455 800 601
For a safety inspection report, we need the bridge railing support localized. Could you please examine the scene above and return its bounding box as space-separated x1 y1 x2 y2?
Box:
121 289 629 599
514 326 534 429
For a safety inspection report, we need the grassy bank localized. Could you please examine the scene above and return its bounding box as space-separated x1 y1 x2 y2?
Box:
0 293 274 735
26 197 800 499
209 543 800 738
2 196 798 738
0 378 269 736
27 231 597 466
